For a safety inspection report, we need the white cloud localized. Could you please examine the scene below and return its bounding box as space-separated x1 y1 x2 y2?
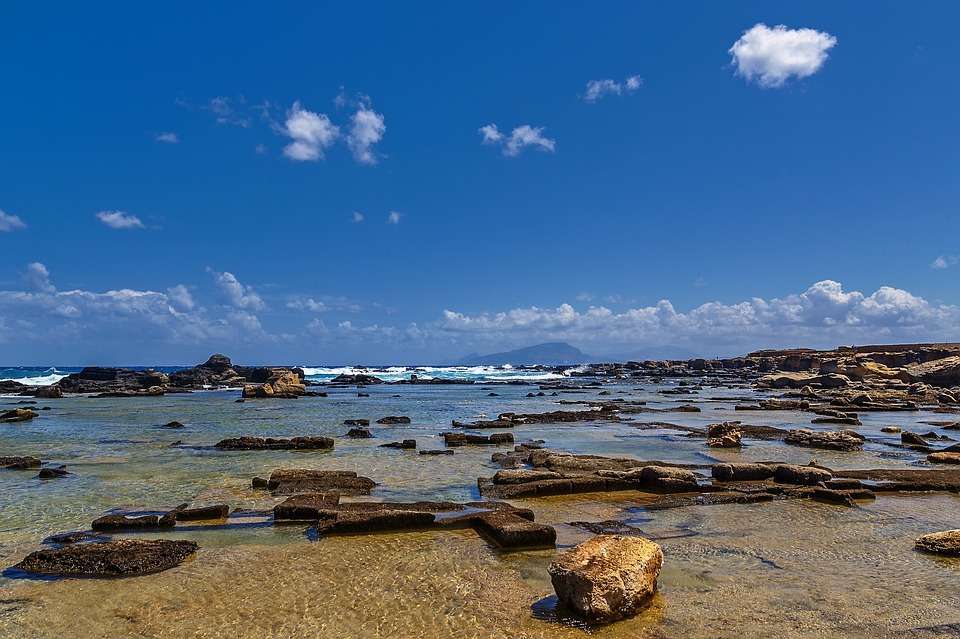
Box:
287 297 327 313
931 255 957 269
166 284 195 311
435 280 960 354
479 124 503 144
387 211 401 224
0 209 26 232
205 96 251 127
583 75 643 103
282 101 340 161
155 132 179 144
209 269 265 311
352 211 365 223
346 106 386 165
25 262 55 293
729 23 837 88
96 211 144 230
480 124 556 156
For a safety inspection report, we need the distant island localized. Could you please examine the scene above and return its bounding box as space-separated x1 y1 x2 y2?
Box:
456 342 592 366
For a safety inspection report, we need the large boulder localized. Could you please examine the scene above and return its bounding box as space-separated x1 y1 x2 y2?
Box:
915 530 960 556
549 535 663 622
13 539 197 578
706 422 742 448
242 369 306 398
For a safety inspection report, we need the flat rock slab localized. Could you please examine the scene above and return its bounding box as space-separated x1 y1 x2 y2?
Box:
376 416 411 424
274 493 341 521
784 429 863 451
91 513 175 531
443 432 514 447
261 469 376 495
0 456 41 469
175 504 230 521
214 436 334 450
13 539 198 578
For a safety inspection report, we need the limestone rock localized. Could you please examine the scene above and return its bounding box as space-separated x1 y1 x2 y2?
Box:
13 539 197 578
549 535 663 622
915 529 960 556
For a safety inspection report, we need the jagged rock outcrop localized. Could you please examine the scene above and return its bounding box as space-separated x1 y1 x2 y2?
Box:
242 369 306 398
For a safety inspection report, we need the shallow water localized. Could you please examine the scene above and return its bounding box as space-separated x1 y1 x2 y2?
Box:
1 380 958 637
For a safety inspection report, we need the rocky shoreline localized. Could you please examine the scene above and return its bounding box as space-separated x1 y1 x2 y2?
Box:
4 341 960 628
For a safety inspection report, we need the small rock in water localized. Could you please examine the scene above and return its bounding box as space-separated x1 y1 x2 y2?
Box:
37 465 69 479
549 534 663 622
0 408 38 423
376 416 411 425
915 530 960 556
160 420 185 429
345 427 373 438
380 439 416 449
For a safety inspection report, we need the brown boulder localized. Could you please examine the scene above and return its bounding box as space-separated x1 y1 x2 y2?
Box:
915 529 960 556
549 535 663 622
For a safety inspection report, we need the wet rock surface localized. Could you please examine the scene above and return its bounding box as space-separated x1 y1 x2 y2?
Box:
915 530 960 556
13 539 198 578
257 469 377 495
0 455 41 469
0 408 38 423
214 436 334 450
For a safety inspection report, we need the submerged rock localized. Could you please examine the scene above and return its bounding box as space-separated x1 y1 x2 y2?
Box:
345 427 373 438
444 432 514 447
0 408 38 423
13 539 198 578
549 535 663 622
376 415 411 424
380 439 416 449
0 455 41 469
174 504 230 521
915 530 960 556
37 465 69 479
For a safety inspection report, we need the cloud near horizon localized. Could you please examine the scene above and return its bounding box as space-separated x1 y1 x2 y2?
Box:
0 268 956 362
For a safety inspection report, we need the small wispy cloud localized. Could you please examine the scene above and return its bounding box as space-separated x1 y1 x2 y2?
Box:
729 23 837 88
282 101 340 161
479 124 556 157
205 96 252 127
0 209 26 232
155 132 179 144
208 268 265 311
352 211 365 223
387 211 401 224
931 255 958 270
96 210 144 230
346 105 386 165
582 74 643 102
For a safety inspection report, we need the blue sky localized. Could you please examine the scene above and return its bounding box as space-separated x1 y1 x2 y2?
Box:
1 2 958 365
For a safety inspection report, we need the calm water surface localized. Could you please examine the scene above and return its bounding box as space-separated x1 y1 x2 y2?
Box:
1 380 958 637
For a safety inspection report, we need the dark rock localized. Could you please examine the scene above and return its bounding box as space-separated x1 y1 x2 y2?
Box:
38 465 69 479
262 469 376 495
13 539 198 578
418 449 454 456
91 513 175 531
214 436 334 450
0 456 41 469
444 432 514 446
774 464 832 485
344 419 370 426
160 421 185 429
329 373 384 385
376 416 411 425
274 493 341 521
380 439 416 449
901 431 929 446
345 427 373 438
712 463 775 482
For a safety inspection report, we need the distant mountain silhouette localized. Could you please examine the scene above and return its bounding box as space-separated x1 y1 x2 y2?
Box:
456 342 592 366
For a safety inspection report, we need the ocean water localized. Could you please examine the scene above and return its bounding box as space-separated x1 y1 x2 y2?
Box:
0 378 958 638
